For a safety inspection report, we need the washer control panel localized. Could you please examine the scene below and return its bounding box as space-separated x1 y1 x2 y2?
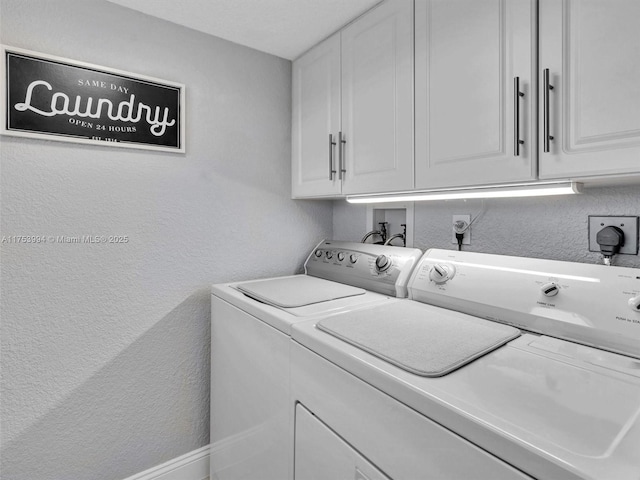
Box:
408 249 640 359
305 240 423 298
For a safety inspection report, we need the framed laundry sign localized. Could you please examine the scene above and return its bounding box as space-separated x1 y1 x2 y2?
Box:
1 45 185 152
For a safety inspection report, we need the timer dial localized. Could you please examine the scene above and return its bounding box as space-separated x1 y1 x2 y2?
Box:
375 254 391 272
541 282 560 297
429 264 455 284
628 295 640 312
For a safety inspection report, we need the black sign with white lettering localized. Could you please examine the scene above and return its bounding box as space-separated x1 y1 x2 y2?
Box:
2 46 185 152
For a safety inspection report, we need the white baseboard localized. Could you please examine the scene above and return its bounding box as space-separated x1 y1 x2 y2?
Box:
122 445 210 480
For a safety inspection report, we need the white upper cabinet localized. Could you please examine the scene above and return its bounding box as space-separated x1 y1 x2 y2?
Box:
292 0 414 198
340 0 414 195
415 0 537 189
539 0 640 179
292 33 342 198
294 0 640 199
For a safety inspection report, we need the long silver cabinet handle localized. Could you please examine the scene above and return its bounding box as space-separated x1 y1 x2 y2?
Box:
513 77 525 156
338 131 346 180
543 68 555 153
329 133 337 180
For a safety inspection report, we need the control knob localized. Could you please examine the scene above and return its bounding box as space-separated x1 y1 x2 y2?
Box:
325 251 333 260
314 249 323 258
337 252 345 262
349 254 358 264
429 264 455 284
629 294 640 312
375 254 392 272
541 282 560 297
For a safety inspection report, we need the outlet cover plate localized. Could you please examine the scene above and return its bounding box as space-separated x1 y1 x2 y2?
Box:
452 214 471 245
588 216 639 254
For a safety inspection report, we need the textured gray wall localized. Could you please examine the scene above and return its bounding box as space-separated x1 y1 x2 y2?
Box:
0 1 332 479
334 185 640 268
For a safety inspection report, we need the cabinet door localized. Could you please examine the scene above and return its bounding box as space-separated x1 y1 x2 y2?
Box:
341 0 414 195
539 0 640 179
292 33 342 198
415 0 536 188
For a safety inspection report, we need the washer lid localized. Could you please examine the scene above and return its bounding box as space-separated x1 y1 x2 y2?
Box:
237 275 366 308
317 301 520 376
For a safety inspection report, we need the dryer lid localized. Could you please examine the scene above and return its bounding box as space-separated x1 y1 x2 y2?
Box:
237 275 366 308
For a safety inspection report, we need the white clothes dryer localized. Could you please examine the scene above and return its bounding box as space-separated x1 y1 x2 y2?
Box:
210 240 422 480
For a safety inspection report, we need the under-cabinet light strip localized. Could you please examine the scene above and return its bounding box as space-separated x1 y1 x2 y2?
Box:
346 181 583 204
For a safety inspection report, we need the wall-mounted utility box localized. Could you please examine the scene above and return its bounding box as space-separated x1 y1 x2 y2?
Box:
366 203 414 247
588 215 639 255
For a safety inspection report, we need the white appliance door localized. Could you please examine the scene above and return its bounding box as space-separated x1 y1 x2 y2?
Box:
294 403 390 480
211 296 290 480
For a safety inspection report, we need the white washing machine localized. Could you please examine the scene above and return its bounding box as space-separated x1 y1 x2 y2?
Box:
210 240 422 480
291 249 640 480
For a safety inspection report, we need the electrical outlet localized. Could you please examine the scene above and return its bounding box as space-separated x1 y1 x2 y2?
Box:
588 216 639 254
452 214 471 245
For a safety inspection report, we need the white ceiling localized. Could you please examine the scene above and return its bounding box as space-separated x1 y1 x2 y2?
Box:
107 0 380 60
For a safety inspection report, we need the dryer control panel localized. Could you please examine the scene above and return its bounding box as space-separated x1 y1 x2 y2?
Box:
306 240 422 298
408 249 640 359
